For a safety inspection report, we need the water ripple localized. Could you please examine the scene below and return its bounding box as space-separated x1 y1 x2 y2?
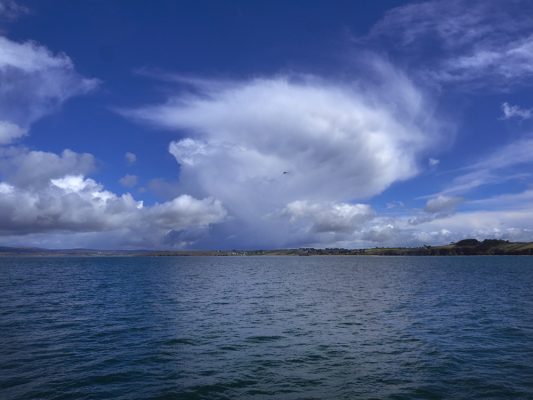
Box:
1 256 533 399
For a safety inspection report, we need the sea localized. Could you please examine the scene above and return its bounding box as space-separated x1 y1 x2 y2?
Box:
1 256 533 399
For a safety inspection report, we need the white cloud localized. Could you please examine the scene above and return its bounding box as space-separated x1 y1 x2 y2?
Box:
5 156 525 249
0 148 226 247
0 120 25 144
406 195 463 226
428 158 440 166
350 203 533 247
501 102 533 120
417 209 533 243
424 195 463 213
119 174 138 188
368 0 509 49
128 66 443 247
436 34 533 85
367 0 533 88
0 147 96 188
359 222 404 244
145 195 226 232
283 200 373 234
434 136 533 196
125 151 137 164
280 186 533 248
468 188 533 209
0 36 98 144
386 200 404 209
0 172 226 245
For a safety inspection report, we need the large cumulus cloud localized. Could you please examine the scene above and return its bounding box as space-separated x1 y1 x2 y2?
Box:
128 65 443 247
0 147 96 187
0 166 227 247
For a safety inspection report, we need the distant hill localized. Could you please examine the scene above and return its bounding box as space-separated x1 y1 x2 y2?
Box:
0 247 149 256
1 239 533 256
353 239 533 256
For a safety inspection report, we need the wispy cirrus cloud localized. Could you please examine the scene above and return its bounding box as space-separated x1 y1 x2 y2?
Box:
367 0 533 89
434 136 533 196
501 102 533 120
0 0 28 20
468 188 533 210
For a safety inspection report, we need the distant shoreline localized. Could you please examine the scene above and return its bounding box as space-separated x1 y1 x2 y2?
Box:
1 239 533 257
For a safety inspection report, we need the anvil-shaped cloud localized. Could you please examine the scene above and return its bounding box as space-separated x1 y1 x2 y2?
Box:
128 63 443 247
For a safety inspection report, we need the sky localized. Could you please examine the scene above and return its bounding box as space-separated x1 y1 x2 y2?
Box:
1 0 533 249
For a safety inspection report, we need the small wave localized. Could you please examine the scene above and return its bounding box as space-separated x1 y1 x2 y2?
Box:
245 335 284 343
163 338 197 346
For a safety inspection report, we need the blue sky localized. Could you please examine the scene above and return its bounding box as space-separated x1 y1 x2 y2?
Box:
1 0 533 249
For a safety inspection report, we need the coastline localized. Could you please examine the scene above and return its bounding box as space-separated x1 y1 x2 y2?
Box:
2 239 533 257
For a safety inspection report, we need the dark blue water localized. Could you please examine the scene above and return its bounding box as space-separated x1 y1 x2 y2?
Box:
1 256 533 399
